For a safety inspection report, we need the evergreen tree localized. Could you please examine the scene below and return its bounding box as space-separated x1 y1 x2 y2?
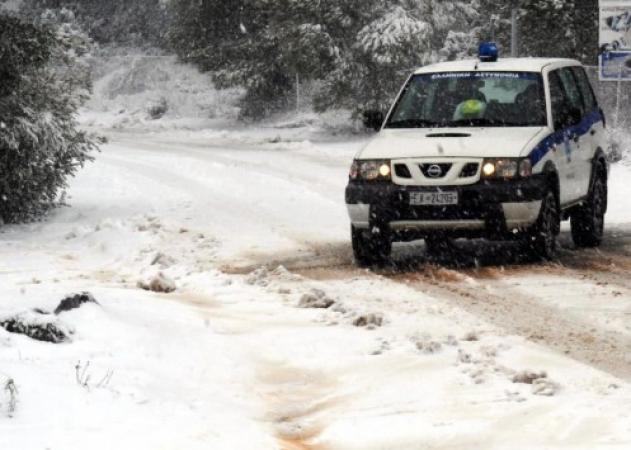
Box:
480 0 598 64
21 0 169 46
168 0 362 117
315 0 481 116
0 14 98 223
168 0 481 118
518 0 598 64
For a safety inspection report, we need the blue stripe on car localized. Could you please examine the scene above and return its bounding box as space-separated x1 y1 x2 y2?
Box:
528 109 603 167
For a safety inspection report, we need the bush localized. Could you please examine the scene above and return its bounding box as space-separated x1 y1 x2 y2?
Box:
0 14 98 223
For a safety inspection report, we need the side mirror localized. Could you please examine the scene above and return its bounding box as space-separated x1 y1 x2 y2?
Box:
362 110 385 132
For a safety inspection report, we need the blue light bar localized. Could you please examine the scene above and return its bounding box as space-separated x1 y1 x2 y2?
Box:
479 42 498 62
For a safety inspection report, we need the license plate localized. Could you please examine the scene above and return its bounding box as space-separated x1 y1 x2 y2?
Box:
409 191 458 206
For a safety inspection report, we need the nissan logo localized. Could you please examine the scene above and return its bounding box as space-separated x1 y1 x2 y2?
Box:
427 164 443 178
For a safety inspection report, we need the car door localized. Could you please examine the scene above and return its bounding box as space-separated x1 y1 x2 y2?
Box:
571 66 602 197
548 70 579 205
557 68 591 202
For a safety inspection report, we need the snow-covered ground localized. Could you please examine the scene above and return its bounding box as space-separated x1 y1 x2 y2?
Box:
3 56 631 449
2 122 631 449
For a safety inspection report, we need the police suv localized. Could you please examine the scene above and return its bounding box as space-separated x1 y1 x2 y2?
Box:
346 43 608 266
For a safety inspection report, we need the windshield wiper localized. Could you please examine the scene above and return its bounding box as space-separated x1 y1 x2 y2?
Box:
386 119 438 129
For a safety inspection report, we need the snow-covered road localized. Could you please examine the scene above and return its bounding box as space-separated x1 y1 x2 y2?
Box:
3 128 631 449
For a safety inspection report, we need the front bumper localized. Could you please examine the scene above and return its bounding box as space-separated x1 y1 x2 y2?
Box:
345 176 546 239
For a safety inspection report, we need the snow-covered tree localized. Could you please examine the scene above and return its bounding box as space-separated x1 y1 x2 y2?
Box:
479 0 597 64
169 0 350 117
0 14 98 223
21 0 169 46
168 0 483 119
315 0 481 116
518 0 597 64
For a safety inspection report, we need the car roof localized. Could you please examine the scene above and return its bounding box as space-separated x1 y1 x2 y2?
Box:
413 58 581 74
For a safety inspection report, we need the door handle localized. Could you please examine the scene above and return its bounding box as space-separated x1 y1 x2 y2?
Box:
590 129 596 136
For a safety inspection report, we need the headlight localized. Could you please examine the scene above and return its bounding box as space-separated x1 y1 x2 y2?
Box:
349 160 392 181
482 158 532 179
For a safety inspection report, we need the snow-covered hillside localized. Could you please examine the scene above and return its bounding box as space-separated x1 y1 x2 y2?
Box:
79 51 358 137
80 52 242 130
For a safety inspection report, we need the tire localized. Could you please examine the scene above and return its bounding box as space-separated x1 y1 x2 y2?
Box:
526 190 560 260
352 226 392 267
425 235 455 258
571 168 607 248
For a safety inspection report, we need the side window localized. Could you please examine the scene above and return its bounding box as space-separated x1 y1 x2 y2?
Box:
549 71 571 129
572 66 598 112
558 67 584 117
390 79 427 122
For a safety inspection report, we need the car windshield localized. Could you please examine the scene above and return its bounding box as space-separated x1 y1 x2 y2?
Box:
386 71 547 129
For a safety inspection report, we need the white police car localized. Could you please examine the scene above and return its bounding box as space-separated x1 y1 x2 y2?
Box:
346 43 608 266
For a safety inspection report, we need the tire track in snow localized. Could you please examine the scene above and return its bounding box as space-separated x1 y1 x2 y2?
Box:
233 237 631 381
257 363 343 450
166 291 345 450
388 270 631 380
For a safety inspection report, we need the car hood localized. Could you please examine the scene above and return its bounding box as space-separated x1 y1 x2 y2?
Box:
357 127 550 160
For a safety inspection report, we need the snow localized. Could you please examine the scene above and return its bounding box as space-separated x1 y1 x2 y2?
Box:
3 53 631 449
2 121 631 448
79 50 358 136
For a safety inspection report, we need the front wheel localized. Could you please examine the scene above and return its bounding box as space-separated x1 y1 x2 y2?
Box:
352 226 392 267
571 172 607 248
525 190 560 260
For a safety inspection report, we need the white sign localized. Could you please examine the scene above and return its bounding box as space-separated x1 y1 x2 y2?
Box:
600 0 631 80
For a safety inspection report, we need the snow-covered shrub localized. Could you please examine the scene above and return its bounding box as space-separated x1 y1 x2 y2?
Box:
0 311 70 343
54 292 99 315
0 14 98 223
